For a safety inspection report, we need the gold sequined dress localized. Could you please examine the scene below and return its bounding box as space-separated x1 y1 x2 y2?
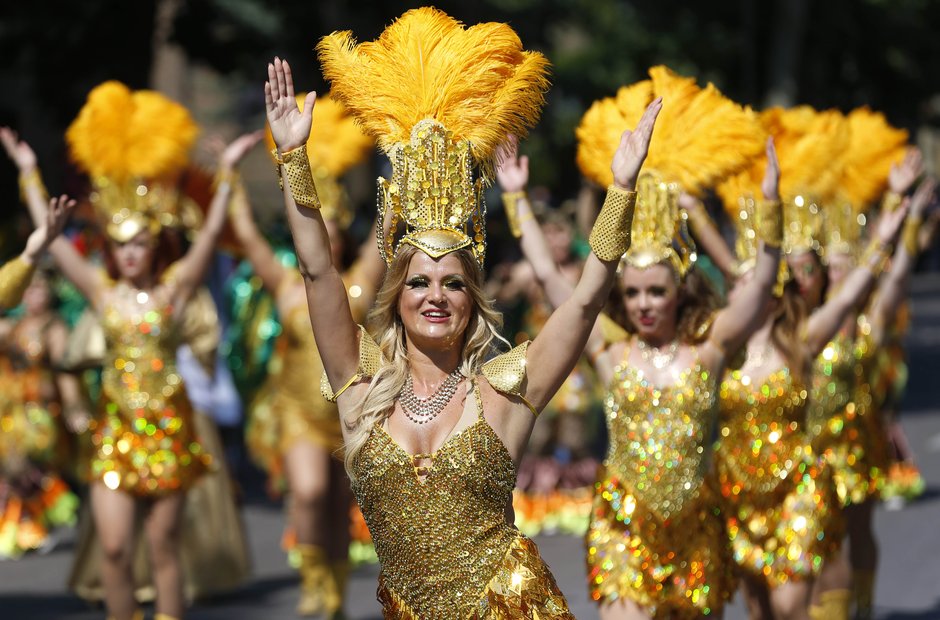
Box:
586 343 734 618
717 368 843 585
89 271 209 495
333 331 574 619
808 331 888 506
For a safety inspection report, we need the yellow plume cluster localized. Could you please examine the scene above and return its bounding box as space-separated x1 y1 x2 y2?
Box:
837 107 908 208
576 66 764 195
316 6 550 179
66 81 198 184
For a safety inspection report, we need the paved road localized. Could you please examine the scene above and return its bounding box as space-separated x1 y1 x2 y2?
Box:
4 275 940 620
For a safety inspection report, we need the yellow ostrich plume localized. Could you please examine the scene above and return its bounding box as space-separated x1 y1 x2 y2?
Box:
316 6 550 179
838 107 908 208
264 93 372 178
576 66 764 195
66 81 198 184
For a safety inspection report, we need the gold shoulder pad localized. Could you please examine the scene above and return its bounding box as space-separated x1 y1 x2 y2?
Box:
599 313 629 345
481 341 537 415
321 325 385 402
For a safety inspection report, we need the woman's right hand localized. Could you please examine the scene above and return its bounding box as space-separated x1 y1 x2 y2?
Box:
496 135 529 193
264 57 314 153
0 127 37 172
23 194 76 261
610 96 662 191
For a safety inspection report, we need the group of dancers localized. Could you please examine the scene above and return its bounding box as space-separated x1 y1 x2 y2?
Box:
0 6 935 620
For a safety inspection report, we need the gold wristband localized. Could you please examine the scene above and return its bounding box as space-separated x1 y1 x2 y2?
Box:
861 238 892 277
214 167 239 190
882 191 903 213
589 185 637 262
272 144 320 210
902 216 922 257
755 199 783 247
502 191 527 238
18 168 48 203
0 256 36 310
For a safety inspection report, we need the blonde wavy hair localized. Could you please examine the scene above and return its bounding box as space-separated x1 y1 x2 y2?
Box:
342 245 507 476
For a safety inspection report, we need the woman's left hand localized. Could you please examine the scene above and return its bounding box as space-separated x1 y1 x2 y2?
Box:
496 135 529 193
219 131 264 172
761 137 781 202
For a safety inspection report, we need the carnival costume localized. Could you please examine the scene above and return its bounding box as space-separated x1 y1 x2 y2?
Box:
576 66 764 617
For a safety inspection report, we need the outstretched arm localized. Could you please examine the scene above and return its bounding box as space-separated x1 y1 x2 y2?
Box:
171 131 262 308
522 98 661 412
804 203 909 355
228 176 289 296
680 193 738 280
265 57 359 394
0 129 106 307
703 138 783 367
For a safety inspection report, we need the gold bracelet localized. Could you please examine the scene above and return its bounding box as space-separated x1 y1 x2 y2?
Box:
882 191 903 213
755 199 783 247
214 167 239 190
902 215 922 256
0 256 36 310
589 185 637 262
502 191 527 238
272 144 320 210
18 168 48 203
861 238 892 277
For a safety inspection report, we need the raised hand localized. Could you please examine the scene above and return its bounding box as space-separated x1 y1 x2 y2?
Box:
24 194 76 261
888 148 923 195
219 130 264 171
0 127 38 172
909 177 937 219
611 97 662 191
761 137 781 201
874 200 909 245
496 135 529 193
264 57 314 153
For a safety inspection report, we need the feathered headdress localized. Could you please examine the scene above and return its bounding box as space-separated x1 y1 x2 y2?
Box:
576 66 764 276
66 81 199 242
317 7 550 265
264 93 373 226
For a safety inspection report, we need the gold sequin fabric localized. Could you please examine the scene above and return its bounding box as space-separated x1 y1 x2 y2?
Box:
352 382 574 619
0 256 35 310
90 281 209 496
717 368 843 585
809 333 888 506
586 354 735 617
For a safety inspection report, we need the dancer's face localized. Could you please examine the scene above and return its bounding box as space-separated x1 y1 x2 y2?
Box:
787 251 824 309
398 251 472 350
621 263 679 343
826 252 854 291
111 230 156 283
23 274 52 314
542 220 572 265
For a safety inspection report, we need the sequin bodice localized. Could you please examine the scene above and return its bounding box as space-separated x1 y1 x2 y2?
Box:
351 398 518 618
604 356 718 521
278 304 330 409
808 334 867 440
718 368 809 495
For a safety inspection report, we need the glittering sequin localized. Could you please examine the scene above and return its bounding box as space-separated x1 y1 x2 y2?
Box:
90 279 209 496
586 351 734 617
352 381 574 619
717 368 843 585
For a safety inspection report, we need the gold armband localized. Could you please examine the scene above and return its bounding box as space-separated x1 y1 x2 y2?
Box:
861 238 892 277
902 215 922 257
502 191 527 238
18 168 48 203
882 191 903 213
755 199 783 247
273 144 321 210
589 185 637 262
0 256 36 310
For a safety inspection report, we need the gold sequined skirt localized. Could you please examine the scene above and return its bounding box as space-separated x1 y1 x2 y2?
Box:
586 475 735 619
811 402 889 506
89 391 209 496
375 534 574 619
721 454 844 586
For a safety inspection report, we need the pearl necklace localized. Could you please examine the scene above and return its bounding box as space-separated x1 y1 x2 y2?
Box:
637 338 679 370
400 369 463 425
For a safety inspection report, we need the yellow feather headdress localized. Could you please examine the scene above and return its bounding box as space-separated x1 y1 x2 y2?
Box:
317 7 550 265
264 93 373 226
576 66 764 276
66 81 199 242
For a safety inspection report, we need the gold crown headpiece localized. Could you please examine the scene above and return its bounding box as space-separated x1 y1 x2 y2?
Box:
576 66 764 276
265 93 373 227
66 81 198 242
317 7 550 266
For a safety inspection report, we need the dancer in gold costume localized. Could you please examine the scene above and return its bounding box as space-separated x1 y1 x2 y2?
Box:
507 67 773 619
264 7 661 616
1 82 258 620
232 93 381 617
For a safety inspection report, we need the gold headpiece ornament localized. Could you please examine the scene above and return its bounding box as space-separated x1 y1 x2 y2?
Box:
66 81 198 242
317 7 550 266
265 93 372 227
576 66 764 276
823 107 908 258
